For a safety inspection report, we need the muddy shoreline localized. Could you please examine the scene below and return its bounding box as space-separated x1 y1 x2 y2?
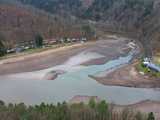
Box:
69 95 160 119
0 42 93 75
91 62 160 88
115 100 160 120
0 36 160 118
0 38 130 75
0 36 159 88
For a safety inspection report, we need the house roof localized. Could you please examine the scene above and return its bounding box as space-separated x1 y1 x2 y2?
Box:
147 62 160 72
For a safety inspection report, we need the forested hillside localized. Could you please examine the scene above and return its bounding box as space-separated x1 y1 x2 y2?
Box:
17 0 84 17
0 0 160 53
0 1 86 48
83 0 160 54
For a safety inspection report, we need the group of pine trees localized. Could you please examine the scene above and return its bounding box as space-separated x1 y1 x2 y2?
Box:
0 99 155 120
84 0 154 20
0 34 6 57
34 34 44 48
0 40 6 57
18 0 83 15
17 0 154 21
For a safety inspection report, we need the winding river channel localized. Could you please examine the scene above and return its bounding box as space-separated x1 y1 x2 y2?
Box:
0 48 160 105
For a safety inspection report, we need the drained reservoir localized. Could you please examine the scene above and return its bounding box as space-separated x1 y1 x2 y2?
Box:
0 39 160 105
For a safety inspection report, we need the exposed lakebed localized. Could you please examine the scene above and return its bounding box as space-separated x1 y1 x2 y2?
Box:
0 38 160 105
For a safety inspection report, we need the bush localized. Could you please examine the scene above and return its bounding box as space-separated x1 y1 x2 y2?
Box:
147 112 155 120
81 25 95 39
0 40 6 57
35 34 44 48
136 62 150 74
88 98 96 109
136 61 160 78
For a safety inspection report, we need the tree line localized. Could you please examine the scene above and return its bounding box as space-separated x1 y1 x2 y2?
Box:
0 33 44 57
0 99 155 120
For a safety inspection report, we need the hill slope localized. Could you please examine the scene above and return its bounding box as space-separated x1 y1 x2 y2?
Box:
84 0 160 54
0 2 85 47
0 0 160 54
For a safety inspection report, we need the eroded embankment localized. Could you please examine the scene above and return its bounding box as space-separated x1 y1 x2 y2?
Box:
0 36 130 76
91 62 160 88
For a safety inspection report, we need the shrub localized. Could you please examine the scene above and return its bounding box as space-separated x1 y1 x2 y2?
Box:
35 34 44 48
147 112 155 120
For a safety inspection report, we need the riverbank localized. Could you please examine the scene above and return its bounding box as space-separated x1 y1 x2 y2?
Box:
91 61 160 88
0 35 160 118
0 42 88 64
69 95 160 119
0 42 92 75
0 37 131 75
115 100 160 120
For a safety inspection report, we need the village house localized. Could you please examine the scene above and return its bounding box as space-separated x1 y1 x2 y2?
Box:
44 38 57 45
